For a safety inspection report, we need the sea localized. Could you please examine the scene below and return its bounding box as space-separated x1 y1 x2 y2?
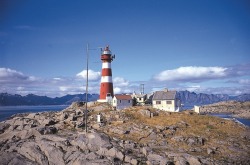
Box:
210 113 250 127
0 105 68 122
0 105 250 127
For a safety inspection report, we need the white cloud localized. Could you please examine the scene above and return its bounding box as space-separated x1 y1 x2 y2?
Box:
154 66 227 82
0 68 28 81
113 77 129 87
59 86 68 92
76 69 100 81
114 87 121 94
1 65 249 97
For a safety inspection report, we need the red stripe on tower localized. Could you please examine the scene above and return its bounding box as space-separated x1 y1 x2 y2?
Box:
98 45 115 102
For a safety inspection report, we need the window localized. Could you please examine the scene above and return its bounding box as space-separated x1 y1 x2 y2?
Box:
119 100 121 103
156 101 161 104
128 100 130 103
167 101 172 104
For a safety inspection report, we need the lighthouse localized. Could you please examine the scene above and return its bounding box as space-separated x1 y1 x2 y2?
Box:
98 45 115 102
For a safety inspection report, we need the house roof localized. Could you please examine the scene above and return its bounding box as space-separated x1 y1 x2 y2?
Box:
132 94 147 98
114 94 132 100
152 90 177 100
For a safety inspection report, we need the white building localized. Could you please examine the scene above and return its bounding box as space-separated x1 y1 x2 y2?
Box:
113 94 133 110
131 93 147 105
152 89 182 112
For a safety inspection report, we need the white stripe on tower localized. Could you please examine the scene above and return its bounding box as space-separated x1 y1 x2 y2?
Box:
102 62 111 68
101 76 113 83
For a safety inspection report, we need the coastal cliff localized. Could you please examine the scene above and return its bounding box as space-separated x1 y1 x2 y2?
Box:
0 102 249 164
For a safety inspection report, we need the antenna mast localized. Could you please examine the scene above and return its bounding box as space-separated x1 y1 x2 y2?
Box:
84 43 89 133
140 84 145 94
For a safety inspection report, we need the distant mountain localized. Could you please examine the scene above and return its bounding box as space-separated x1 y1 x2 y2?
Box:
177 91 250 106
1 91 250 106
0 93 99 106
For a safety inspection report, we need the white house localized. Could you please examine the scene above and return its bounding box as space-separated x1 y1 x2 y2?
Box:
131 93 147 105
152 89 182 112
113 94 133 110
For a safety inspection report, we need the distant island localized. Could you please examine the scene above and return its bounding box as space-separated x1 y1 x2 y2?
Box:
1 91 250 106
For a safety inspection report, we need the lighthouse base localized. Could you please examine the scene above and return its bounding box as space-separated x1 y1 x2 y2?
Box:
97 96 113 103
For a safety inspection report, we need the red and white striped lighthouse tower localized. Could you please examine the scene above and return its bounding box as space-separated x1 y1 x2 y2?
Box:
98 45 115 102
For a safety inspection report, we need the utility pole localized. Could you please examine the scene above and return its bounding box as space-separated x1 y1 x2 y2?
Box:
84 43 89 133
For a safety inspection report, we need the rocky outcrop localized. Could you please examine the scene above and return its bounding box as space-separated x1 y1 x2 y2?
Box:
0 102 250 165
200 101 250 119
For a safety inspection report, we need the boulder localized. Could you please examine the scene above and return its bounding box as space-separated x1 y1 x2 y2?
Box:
106 147 124 161
0 152 39 165
147 153 167 164
186 156 201 165
175 156 189 165
18 141 49 165
38 139 65 165
42 118 57 126
86 132 112 151
37 126 57 135
0 123 10 134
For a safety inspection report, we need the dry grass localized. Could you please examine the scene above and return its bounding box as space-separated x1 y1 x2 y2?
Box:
101 107 250 158
86 103 250 162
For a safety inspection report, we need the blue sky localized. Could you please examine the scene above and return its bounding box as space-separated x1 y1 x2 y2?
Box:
0 0 250 97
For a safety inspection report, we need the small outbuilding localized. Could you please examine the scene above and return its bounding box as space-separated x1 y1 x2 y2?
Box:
113 94 133 110
152 89 182 112
131 93 147 105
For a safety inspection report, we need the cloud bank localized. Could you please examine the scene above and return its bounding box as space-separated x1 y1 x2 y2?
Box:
76 69 100 81
0 63 249 97
154 66 227 82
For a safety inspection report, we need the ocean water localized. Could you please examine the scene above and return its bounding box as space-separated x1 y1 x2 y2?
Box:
0 105 68 122
210 113 250 127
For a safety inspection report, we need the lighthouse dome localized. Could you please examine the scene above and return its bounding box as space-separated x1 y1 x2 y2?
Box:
103 46 112 55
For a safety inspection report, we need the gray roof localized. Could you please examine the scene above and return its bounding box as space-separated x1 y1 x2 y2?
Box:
152 90 177 100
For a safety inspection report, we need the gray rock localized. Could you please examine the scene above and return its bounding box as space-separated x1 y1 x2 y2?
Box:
175 156 189 165
0 123 10 134
41 118 56 126
64 150 82 164
18 141 49 165
26 113 37 119
147 153 166 164
207 148 215 155
60 112 69 120
106 147 124 161
186 156 201 165
86 132 112 151
38 139 65 165
37 126 57 135
0 152 39 165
